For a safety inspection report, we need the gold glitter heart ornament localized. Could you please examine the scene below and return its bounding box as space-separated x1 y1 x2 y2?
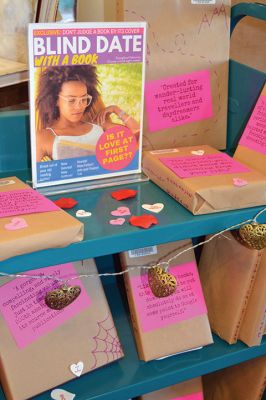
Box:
45 284 81 310
238 222 266 250
148 266 177 298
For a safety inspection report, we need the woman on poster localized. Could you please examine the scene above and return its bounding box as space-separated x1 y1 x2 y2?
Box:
35 65 140 162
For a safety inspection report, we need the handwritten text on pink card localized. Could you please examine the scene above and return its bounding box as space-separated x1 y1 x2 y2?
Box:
160 153 250 178
131 262 207 333
145 69 213 132
0 189 59 218
239 95 266 155
0 264 91 348
171 393 203 400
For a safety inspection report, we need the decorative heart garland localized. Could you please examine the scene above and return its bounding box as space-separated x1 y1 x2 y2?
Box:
237 222 266 250
45 284 81 310
148 266 177 297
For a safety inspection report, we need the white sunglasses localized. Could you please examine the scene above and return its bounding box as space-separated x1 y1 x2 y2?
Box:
58 94 93 107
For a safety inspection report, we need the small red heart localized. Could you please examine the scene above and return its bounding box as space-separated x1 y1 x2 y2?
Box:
53 197 78 209
111 189 137 201
129 214 158 229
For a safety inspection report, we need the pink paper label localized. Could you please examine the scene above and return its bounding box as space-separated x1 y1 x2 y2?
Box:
0 264 91 348
0 189 59 218
160 153 250 178
171 392 203 400
239 95 266 155
131 262 207 333
145 69 213 132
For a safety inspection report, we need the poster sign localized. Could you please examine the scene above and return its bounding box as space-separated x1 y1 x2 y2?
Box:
28 22 146 188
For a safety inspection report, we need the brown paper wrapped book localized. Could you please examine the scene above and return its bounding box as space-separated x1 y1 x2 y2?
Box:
203 355 266 400
77 1 231 148
142 145 266 215
114 0 231 151
234 84 266 175
0 177 83 261
139 377 203 400
119 240 213 361
198 231 263 344
0 259 123 400
238 249 266 347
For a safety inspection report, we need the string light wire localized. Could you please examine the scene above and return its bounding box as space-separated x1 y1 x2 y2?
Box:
0 207 265 283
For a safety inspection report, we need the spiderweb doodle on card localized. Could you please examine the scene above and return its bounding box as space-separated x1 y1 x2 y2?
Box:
90 313 123 370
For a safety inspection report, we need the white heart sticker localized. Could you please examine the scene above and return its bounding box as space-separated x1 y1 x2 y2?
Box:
142 203 164 213
70 361 84 377
0 179 15 186
191 150 205 156
51 388 76 400
76 209 92 218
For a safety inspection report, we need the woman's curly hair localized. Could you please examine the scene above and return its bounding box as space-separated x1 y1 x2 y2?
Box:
36 65 100 129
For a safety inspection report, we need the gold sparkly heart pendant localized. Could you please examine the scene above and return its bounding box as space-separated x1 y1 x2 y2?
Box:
45 284 81 310
238 222 266 250
148 266 177 298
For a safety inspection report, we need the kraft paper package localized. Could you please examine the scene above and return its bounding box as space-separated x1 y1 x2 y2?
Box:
198 231 263 344
234 83 266 175
0 259 123 400
114 0 231 151
139 377 203 400
0 176 84 261
78 0 231 149
203 355 266 400
118 240 213 361
142 145 266 215
238 248 266 347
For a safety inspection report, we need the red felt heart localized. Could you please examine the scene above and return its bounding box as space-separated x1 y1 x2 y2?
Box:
53 197 78 209
111 189 137 201
129 214 158 229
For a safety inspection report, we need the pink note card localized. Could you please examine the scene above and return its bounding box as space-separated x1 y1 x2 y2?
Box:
145 69 213 132
0 263 91 348
0 189 59 218
131 262 207 333
171 393 203 400
160 153 250 178
239 94 266 155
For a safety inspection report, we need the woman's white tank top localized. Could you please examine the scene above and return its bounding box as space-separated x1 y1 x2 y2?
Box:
46 123 104 160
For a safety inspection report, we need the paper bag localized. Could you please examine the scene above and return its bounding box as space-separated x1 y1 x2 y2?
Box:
142 145 266 215
139 377 203 400
203 355 266 400
198 231 262 344
0 259 123 400
239 249 266 347
234 83 266 175
115 0 231 150
119 240 213 361
0 177 83 261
